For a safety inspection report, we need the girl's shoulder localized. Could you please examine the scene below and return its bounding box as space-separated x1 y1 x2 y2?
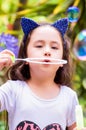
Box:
7 80 25 86
60 85 78 104
60 85 77 96
0 80 26 91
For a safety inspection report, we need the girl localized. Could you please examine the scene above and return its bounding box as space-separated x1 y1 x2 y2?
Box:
0 17 79 130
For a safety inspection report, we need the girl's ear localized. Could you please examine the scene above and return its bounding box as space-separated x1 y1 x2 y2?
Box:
52 18 69 36
21 17 39 36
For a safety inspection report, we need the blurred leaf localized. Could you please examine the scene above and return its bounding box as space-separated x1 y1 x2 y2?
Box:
47 0 60 5
1 1 10 13
17 9 32 16
73 0 81 6
38 0 48 5
53 0 74 14
82 79 86 89
28 0 40 6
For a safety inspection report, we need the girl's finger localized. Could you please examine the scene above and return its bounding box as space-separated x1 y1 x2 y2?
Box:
0 49 14 56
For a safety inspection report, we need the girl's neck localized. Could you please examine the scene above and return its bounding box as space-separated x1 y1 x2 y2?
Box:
27 74 55 88
26 78 60 99
28 69 56 87
28 78 54 88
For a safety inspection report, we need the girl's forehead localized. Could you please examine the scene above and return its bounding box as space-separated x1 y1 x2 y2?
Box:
32 25 60 35
29 25 63 43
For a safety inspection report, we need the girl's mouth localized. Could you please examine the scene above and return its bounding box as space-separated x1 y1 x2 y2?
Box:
43 59 51 63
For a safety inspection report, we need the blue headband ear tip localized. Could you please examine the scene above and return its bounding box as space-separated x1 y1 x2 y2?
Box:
20 17 39 36
52 18 69 36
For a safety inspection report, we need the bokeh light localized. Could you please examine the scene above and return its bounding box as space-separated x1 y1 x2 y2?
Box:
67 6 80 22
73 30 86 61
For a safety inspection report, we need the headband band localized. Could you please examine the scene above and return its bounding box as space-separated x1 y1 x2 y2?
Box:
21 17 69 37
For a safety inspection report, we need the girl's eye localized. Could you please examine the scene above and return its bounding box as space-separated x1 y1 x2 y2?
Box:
35 45 43 48
51 46 58 49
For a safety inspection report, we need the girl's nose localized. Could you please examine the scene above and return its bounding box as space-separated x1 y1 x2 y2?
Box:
44 51 51 56
44 45 51 56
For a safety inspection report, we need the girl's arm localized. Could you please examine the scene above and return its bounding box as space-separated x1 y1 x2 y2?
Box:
0 49 14 70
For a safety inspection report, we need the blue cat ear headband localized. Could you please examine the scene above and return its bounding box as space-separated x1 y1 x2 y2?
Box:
21 17 69 37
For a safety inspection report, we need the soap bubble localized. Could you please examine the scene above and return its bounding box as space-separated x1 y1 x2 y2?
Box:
73 30 86 61
67 6 80 22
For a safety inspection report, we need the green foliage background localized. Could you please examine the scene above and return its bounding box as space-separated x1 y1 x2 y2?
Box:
0 0 86 129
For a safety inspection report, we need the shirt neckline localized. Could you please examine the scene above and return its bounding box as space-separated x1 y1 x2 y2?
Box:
23 81 62 102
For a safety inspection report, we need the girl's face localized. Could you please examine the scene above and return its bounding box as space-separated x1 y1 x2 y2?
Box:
26 25 63 76
27 25 63 60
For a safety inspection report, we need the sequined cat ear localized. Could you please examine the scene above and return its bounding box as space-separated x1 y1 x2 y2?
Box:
21 17 39 36
52 18 69 36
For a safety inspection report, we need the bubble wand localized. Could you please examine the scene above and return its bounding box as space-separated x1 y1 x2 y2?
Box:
11 56 67 65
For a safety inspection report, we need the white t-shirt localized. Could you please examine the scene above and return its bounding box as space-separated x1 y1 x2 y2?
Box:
0 80 78 130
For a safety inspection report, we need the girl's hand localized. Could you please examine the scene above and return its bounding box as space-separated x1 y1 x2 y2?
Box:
0 49 15 70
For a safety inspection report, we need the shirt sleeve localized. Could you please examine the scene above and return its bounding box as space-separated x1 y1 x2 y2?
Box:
0 80 16 113
67 91 79 127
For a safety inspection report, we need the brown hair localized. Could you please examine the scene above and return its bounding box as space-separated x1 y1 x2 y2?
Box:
7 25 73 87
